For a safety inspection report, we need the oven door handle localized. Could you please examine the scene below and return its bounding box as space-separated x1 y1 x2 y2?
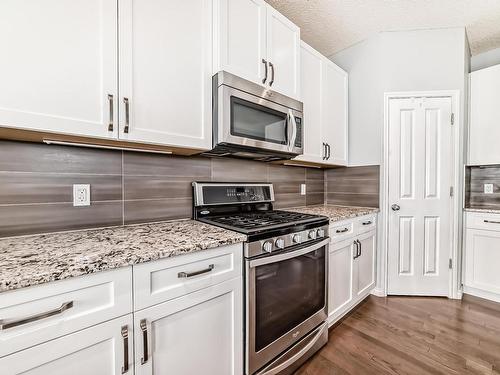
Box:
249 238 330 268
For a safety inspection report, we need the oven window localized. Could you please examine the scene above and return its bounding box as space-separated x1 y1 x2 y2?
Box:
254 247 326 352
231 97 288 145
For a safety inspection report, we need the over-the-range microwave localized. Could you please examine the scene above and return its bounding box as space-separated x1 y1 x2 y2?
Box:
203 71 304 161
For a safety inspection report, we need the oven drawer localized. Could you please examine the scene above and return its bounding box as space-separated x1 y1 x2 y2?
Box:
134 243 243 311
330 220 355 242
0 267 132 358
466 212 500 231
355 215 377 234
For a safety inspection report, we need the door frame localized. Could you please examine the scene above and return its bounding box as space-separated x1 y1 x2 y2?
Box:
379 90 462 299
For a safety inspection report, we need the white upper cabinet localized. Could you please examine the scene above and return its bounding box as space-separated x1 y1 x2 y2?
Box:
214 0 300 99
0 0 118 139
469 64 500 165
118 0 213 150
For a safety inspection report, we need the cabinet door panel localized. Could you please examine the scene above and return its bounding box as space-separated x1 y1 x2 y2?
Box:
266 6 300 99
215 0 267 85
119 0 212 149
0 0 118 139
135 278 243 375
0 315 133 375
356 231 376 297
328 240 355 321
465 229 500 294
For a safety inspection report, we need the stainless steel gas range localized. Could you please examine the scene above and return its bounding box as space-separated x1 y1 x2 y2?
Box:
192 182 329 375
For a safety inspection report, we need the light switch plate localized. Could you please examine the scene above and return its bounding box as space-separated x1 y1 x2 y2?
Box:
300 184 306 195
484 183 494 194
73 184 91 206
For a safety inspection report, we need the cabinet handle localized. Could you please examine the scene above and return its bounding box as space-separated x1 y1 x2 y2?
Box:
322 143 326 160
362 221 373 226
262 59 268 84
123 97 130 133
484 220 500 224
269 62 275 86
326 143 331 160
353 241 359 259
0 301 73 331
140 319 149 365
178 264 214 278
357 240 362 257
108 94 114 132
121 325 129 374
336 228 349 233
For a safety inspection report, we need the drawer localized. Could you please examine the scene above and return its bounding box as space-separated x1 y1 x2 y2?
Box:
330 220 355 243
355 215 377 234
133 243 243 311
0 267 132 358
466 212 500 231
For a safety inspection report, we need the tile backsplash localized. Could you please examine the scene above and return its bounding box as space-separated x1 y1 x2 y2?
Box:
0 141 324 237
465 165 500 209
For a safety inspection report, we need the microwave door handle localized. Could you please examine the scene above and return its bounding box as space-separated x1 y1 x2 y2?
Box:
286 113 292 148
288 109 297 151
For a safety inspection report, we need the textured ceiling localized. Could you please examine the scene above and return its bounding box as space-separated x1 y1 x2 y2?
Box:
266 0 500 56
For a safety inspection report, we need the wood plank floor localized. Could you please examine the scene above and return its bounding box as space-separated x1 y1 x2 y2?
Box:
296 295 500 375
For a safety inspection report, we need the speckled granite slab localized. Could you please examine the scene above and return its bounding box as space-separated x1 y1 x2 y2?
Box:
0 220 246 293
464 208 500 214
286 205 379 223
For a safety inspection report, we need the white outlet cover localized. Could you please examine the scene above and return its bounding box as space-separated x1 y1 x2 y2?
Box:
73 184 91 206
484 183 494 194
300 183 306 195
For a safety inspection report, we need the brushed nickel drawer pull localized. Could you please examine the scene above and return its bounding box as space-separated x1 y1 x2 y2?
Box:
0 301 73 330
362 221 373 226
123 97 130 133
140 319 149 365
121 325 129 374
269 62 275 86
484 220 500 224
108 94 114 132
262 59 268 84
178 264 214 278
336 228 349 233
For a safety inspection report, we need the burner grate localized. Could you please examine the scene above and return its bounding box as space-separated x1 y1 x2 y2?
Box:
207 211 320 230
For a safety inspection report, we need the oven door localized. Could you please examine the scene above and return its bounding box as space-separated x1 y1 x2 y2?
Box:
218 85 303 155
246 238 328 375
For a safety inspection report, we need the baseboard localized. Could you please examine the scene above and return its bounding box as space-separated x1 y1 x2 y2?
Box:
463 285 500 303
371 287 386 297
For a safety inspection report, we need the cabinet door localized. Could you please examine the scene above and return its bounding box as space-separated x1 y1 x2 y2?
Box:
322 60 348 166
0 315 133 375
215 0 267 86
294 42 323 164
266 6 300 99
0 0 118 139
119 0 212 149
134 277 243 375
328 239 355 322
465 228 500 296
469 65 500 165
356 231 376 298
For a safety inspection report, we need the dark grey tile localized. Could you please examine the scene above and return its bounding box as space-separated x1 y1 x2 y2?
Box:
0 202 122 237
273 181 301 195
124 198 192 224
211 158 268 182
326 165 380 181
306 192 324 206
327 180 379 195
326 192 379 208
306 168 325 180
124 176 193 200
268 164 305 182
0 141 122 175
306 180 324 194
124 152 210 178
0 173 122 204
274 193 306 209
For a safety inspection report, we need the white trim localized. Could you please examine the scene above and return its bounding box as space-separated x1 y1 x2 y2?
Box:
370 287 386 297
381 90 462 299
463 286 500 303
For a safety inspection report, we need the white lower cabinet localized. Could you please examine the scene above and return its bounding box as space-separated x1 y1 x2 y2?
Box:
0 314 133 375
134 277 243 375
328 215 377 325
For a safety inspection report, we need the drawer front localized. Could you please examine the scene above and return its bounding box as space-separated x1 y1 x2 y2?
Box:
466 212 500 231
0 267 132 358
330 220 355 243
134 244 243 311
355 215 377 234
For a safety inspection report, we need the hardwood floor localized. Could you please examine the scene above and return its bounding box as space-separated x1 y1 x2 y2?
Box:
296 295 500 375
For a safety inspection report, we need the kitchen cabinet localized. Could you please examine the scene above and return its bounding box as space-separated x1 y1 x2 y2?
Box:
134 277 243 375
214 0 300 99
464 212 500 303
328 240 355 320
294 42 348 166
0 315 133 375
0 0 118 139
355 231 376 298
469 64 500 165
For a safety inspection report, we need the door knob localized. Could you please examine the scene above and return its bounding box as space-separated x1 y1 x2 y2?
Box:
391 204 401 211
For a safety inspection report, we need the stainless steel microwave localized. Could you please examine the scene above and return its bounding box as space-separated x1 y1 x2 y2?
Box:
205 71 303 161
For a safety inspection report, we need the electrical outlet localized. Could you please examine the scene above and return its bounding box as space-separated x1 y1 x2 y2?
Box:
484 183 494 194
300 183 306 195
73 184 90 206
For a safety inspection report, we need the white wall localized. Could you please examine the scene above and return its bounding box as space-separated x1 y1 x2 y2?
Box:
471 47 500 71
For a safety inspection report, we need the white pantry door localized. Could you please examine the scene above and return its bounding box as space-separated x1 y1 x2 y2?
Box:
387 96 453 296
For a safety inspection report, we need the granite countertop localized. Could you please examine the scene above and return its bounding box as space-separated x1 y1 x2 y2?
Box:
286 204 380 223
464 207 500 214
0 220 246 293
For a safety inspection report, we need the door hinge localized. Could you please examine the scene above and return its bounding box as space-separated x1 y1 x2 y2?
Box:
449 186 454 197
449 259 453 269
451 113 455 125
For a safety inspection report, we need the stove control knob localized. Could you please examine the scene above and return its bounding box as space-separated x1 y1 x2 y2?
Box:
262 240 273 253
292 234 302 244
316 228 325 238
275 238 285 249
308 230 317 240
